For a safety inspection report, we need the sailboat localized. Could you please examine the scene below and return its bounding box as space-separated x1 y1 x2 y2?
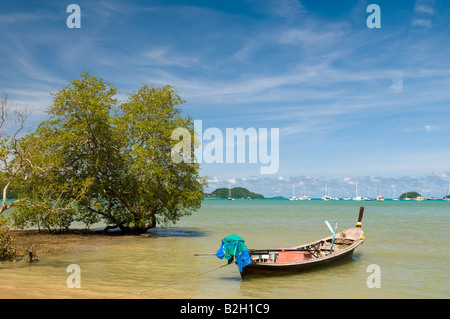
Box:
376 181 384 201
228 183 234 200
321 182 331 201
362 186 372 201
403 192 411 200
393 188 399 200
352 181 363 201
298 184 311 200
289 185 298 201
330 187 339 201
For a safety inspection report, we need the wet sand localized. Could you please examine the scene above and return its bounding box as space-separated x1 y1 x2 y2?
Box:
8 229 135 260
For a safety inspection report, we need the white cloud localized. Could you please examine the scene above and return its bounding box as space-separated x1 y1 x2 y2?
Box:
0 12 58 25
207 176 219 183
142 48 200 68
412 19 432 27
277 27 344 47
433 172 450 179
403 125 439 133
412 0 434 27
270 0 306 20
232 42 257 62
390 78 403 93
414 4 434 15
2 0 450 189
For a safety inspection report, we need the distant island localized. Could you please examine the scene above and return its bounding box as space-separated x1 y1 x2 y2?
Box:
399 191 422 199
204 187 264 199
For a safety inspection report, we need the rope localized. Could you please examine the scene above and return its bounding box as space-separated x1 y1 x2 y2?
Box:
110 262 232 299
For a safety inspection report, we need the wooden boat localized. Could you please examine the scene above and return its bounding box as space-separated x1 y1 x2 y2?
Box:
240 207 365 278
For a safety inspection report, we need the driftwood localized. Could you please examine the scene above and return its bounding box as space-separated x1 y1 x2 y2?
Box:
13 245 39 263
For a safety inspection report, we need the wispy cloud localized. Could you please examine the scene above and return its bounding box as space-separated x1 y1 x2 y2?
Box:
414 3 434 15
232 41 258 62
412 19 432 27
404 124 440 134
142 48 201 68
0 11 58 25
390 77 404 93
276 27 344 46
1 0 449 189
269 0 306 21
424 124 438 132
412 0 435 27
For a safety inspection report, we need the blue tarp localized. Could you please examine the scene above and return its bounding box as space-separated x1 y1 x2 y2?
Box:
216 234 252 272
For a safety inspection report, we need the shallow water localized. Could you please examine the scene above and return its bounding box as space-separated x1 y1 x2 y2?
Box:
1 199 449 299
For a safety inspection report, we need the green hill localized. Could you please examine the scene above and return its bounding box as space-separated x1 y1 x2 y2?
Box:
206 187 264 199
399 191 422 199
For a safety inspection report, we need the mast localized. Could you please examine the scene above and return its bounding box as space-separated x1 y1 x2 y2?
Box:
228 182 233 200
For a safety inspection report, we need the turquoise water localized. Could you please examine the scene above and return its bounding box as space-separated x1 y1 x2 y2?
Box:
0 199 449 298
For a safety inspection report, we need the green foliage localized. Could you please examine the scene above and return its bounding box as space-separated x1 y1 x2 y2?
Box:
0 93 33 215
399 191 422 199
12 72 206 234
208 187 264 199
12 199 75 233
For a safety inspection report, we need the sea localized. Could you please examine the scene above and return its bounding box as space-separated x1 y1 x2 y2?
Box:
0 198 448 299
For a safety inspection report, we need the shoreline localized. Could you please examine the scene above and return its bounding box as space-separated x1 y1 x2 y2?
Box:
6 229 135 261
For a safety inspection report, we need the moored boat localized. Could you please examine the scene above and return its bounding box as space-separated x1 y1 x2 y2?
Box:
241 207 365 278
214 207 366 279
289 185 298 200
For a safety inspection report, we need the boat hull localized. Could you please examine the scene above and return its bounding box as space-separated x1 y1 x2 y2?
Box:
241 244 359 278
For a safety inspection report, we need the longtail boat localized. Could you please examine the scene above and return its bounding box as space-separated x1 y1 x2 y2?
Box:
239 206 365 278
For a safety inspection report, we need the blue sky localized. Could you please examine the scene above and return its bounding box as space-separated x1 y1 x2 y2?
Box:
1 0 450 197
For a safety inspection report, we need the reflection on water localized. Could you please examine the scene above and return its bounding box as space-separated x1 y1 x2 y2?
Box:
1 200 449 298
145 227 208 238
